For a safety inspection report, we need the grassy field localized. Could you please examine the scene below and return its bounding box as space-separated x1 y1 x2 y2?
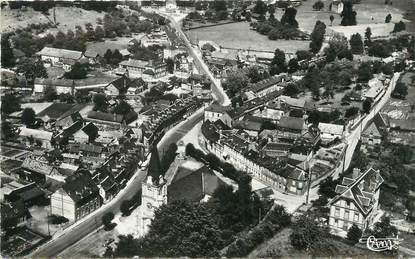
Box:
186 22 311 53
1 6 105 34
293 0 408 33
250 227 377 257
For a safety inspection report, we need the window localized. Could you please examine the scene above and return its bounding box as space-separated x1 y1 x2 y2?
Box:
354 212 359 222
346 201 350 207
335 208 340 217
344 210 349 220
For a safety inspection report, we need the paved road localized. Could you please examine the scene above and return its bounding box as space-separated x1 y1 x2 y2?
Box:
157 107 204 158
342 72 400 171
30 165 147 257
162 13 231 106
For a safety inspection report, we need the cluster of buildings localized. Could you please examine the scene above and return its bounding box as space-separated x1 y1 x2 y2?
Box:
199 73 349 196
140 152 226 235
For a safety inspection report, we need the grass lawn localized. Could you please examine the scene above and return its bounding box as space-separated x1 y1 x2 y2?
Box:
251 227 376 257
1 6 105 34
186 22 310 53
86 37 134 56
293 0 408 33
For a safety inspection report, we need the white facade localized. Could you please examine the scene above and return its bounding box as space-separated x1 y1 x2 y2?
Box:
140 176 167 236
51 189 76 221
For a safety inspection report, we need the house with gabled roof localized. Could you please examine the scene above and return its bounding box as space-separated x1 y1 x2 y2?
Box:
73 122 99 144
318 122 344 144
204 103 233 127
36 47 84 71
84 50 99 64
50 170 101 221
329 168 384 235
361 122 382 151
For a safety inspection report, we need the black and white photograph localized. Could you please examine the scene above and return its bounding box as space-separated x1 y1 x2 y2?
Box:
0 0 414 257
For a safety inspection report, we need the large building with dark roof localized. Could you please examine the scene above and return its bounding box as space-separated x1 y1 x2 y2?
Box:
50 170 101 221
329 168 383 234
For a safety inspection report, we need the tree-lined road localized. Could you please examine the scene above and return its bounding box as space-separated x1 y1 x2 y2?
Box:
161 13 231 106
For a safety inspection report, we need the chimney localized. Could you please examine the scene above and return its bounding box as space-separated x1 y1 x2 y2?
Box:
352 168 361 179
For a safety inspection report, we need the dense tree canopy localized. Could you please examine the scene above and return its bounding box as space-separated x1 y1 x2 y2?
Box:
64 62 88 79
93 93 108 112
1 93 21 115
281 7 299 28
349 33 364 54
309 21 326 53
340 0 357 26
21 108 36 127
392 82 408 99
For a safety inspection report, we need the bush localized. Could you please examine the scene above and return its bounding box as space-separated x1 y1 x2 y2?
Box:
347 224 362 244
102 211 115 231
225 205 290 257
49 214 69 225
120 200 132 216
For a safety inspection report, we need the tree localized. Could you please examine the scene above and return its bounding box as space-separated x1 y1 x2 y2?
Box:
247 66 266 83
104 49 113 64
392 145 414 164
1 94 21 115
364 27 372 46
166 57 174 74
281 7 299 28
357 62 373 82
347 224 363 243
225 71 249 96
313 1 324 11
212 0 227 12
93 93 108 112
270 48 287 75
290 214 329 251
318 176 339 198
148 146 162 181
288 58 299 73
120 200 131 216
102 211 115 231
115 200 224 257
385 13 392 23
64 62 88 79
393 21 406 33
392 82 408 99
309 21 326 53
362 98 373 114
16 58 48 80
345 107 359 118
340 0 357 26
21 108 36 127
95 25 105 41
349 33 364 54
1 35 15 68
113 101 132 115
253 0 267 15
1 121 14 140
373 217 398 237
44 84 57 101
329 15 334 26
111 49 123 65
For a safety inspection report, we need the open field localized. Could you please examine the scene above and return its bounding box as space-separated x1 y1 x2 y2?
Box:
186 22 310 53
293 0 409 33
1 6 105 34
250 227 377 257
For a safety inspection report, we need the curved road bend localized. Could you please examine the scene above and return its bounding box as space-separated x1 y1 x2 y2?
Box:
31 11 230 257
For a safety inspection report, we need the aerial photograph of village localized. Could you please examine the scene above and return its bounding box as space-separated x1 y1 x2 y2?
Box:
0 0 414 257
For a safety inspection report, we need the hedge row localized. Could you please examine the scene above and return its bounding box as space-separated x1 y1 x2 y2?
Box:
225 205 291 257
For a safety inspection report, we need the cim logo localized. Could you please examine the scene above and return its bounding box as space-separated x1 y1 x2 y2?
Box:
359 236 403 252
